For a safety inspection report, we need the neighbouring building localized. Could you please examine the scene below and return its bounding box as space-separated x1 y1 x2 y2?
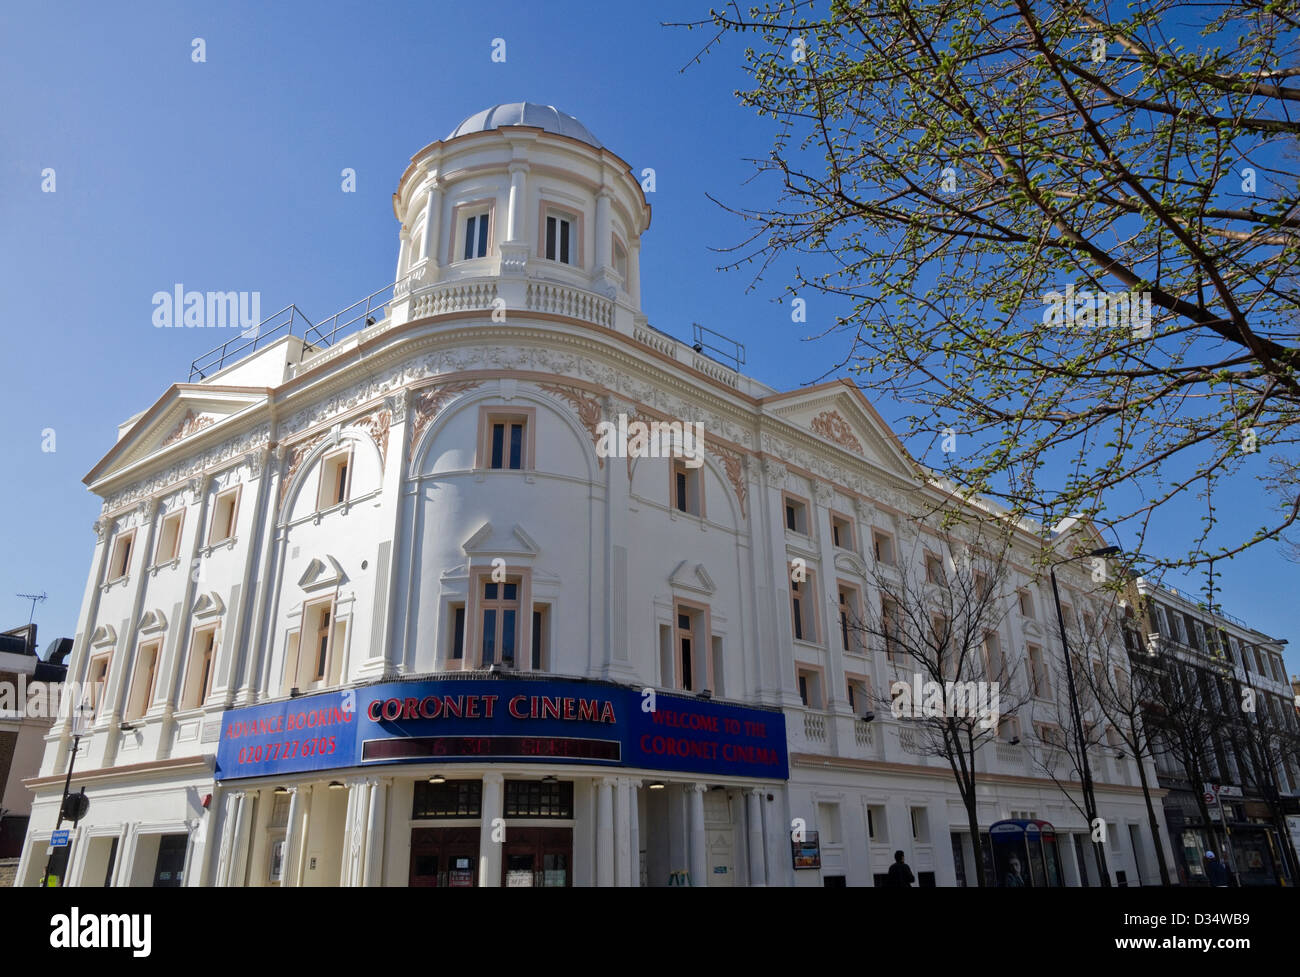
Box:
1132 581 1300 885
1 624 69 884
18 103 1174 887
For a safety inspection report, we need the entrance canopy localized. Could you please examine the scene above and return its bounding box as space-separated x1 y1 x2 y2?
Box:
215 677 789 782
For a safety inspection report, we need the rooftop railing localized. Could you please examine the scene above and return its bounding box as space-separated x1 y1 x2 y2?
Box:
188 304 316 381
188 281 400 383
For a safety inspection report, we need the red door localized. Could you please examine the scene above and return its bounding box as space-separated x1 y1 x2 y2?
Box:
409 828 480 887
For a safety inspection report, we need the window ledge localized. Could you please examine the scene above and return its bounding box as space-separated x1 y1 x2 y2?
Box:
99 574 130 592
200 536 238 557
668 508 707 527
148 558 182 577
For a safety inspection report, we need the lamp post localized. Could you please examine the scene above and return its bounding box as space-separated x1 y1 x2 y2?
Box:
41 703 89 887
1049 544 1119 887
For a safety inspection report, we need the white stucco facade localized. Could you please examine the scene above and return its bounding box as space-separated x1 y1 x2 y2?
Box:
16 103 1174 887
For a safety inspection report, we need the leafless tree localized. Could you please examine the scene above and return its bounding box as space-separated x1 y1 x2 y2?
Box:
851 519 1031 886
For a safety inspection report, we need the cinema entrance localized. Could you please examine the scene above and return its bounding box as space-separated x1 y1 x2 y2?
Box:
409 828 479 886
502 827 572 887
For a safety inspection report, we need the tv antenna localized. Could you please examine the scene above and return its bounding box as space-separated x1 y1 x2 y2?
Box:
17 591 46 626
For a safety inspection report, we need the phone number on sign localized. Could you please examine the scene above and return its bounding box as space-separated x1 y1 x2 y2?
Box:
236 736 338 765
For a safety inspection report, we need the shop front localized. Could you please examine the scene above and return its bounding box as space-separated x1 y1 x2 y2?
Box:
208 677 790 886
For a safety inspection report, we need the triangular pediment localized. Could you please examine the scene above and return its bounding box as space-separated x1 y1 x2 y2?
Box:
298 556 347 592
762 380 919 480
138 609 168 634
90 624 117 648
85 384 270 488
192 591 225 619
669 561 715 597
462 522 541 557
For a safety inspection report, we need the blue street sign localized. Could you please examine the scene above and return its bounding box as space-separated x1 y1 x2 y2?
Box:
50 830 70 847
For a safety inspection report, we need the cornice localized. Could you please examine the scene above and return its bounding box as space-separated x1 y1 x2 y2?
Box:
91 316 983 528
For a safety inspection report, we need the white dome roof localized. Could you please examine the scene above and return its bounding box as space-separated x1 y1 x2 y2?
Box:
445 103 602 148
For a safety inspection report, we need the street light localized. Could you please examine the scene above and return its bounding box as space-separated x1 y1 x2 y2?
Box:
1049 544 1119 887
41 703 89 887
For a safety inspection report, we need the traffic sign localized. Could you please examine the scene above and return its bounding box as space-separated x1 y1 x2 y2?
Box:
50 830 70 848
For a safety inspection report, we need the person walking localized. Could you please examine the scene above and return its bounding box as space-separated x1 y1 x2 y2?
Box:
886 849 915 887
1205 851 1229 887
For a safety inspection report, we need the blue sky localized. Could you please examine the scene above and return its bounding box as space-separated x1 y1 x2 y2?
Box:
1 1 1296 676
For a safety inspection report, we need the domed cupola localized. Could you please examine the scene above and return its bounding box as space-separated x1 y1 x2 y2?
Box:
445 102 603 150
389 102 651 331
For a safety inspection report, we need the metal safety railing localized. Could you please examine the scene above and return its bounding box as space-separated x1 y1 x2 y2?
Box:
303 280 399 349
188 304 316 381
188 280 400 382
691 321 746 372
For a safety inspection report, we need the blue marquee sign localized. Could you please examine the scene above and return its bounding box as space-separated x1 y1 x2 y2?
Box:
215 679 788 782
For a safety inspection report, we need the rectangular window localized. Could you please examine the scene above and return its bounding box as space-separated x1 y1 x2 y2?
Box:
612 237 628 280
531 604 548 671
545 213 574 264
1028 643 1049 698
313 607 331 681
873 531 895 566
210 487 239 544
910 807 927 841
481 578 521 666
317 449 351 510
463 212 490 260
925 553 945 585
783 494 809 535
1036 722 1066 748
86 653 111 713
830 514 854 550
881 595 903 661
290 601 340 690
125 641 160 720
1018 589 1034 618
847 677 870 716
818 803 842 845
674 604 708 692
837 583 861 653
790 574 817 643
796 669 822 708
710 636 725 698
108 530 134 581
504 780 574 818
412 780 482 819
981 632 1003 681
482 411 530 471
155 511 184 565
867 804 886 842
450 604 466 661
182 627 217 709
672 459 702 516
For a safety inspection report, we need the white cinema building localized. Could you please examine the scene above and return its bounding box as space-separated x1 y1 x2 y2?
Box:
16 103 1173 887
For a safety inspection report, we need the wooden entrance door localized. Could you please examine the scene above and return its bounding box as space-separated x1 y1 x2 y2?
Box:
501 827 572 887
409 827 480 887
